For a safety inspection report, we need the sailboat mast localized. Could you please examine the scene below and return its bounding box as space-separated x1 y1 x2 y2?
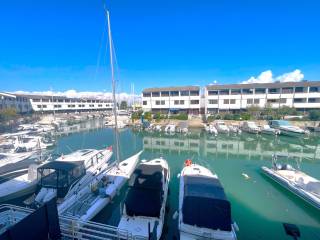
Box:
106 10 120 163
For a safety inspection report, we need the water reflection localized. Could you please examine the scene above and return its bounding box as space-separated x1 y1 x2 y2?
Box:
142 132 320 162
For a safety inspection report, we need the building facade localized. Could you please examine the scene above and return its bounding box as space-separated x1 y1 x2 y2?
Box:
205 81 320 114
0 93 114 113
142 86 201 114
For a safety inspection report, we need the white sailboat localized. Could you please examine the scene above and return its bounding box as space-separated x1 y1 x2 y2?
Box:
59 9 141 222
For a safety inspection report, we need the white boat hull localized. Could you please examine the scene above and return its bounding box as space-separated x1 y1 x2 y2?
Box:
262 166 320 210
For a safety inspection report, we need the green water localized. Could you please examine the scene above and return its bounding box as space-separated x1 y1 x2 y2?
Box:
53 124 320 240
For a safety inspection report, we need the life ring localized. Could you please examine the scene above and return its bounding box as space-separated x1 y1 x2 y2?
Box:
185 159 192 166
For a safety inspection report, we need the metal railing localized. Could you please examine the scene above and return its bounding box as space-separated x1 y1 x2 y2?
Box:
0 204 147 240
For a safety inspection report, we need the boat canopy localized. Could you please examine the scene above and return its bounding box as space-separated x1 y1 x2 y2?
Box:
37 161 85 198
182 176 232 231
125 164 165 218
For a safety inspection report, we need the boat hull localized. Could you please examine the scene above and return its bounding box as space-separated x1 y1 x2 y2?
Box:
261 167 320 210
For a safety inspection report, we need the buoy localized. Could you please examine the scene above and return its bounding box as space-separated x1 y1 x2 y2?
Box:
185 159 192 166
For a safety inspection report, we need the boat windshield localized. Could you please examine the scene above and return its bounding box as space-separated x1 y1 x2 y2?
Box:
277 120 291 126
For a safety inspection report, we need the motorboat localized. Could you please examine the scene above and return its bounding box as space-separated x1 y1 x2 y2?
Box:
58 151 142 221
204 124 218 136
0 154 51 203
177 122 189 134
118 158 170 239
0 152 35 169
214 121 230 134
179 161 237 240
165 124 176 134
228 124 241 134
262 155 320 210
33 148 112 206
269 120 309 137
241 121 260 134
261 125 280 136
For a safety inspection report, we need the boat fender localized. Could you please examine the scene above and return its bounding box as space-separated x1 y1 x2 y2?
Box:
184 159 192 167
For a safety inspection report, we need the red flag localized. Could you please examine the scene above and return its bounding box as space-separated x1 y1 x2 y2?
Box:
107 146 113 151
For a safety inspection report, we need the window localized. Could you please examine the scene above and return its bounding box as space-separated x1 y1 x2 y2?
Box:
143 92 151 97
268 88 280 94
208 99 218 104
143 101 147 105
310 87 320 93
180 100 184 104
32 99 40 102
170 91 179 96
267 99 279 103
58 99 63 102
161 100 165 105
230 99 236 104
282 87 293 94
247 99 253 104
42 99 49 102
54 105 61 108
190 91 199 96
295 87 305 93
219 89 229 95
78 104 83 107
64 99 70 103
223 99 229 104
231 89 241 95
180 91 189 96
152 92 160 97
161 91 169 97
87 100 92 103
294 98 306 103
280 98 287 103
68 105 75 108
242 89 253 94
89 104 94 107
255 88 266 94
37 105 41 108
42 105 47 108
254 99 260 104
208 90 218 95
190 100 199 104
174 100 179 105
98 104 102 107
308 98 319 103
155 100 160 105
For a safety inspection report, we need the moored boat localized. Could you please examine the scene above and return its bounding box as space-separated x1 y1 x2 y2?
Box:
179 161 237 240
261 125 280 136
58 151 142 221
262 154 320 210
241 121 260 134
214 121 230 134
118 158 170 239
269 120 309 137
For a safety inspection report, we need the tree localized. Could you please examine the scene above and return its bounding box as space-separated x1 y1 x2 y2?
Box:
247 105 261 119
119 101 128 110
277 106 297 118
0 108 17 123
309 110 320 121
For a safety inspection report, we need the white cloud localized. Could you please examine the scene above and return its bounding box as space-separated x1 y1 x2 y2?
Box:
275 69 304 82
242 69 304 84
242 70 273 84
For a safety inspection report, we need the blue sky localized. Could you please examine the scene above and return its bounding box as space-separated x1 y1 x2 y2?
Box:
0 0 320 93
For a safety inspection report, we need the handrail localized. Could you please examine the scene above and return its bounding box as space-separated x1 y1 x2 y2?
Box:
0 204 148 240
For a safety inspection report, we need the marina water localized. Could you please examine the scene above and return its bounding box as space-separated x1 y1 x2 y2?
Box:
50 120 320 239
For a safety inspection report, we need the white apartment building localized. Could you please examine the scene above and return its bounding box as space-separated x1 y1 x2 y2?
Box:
205 81 320 114
0 93 114 113
142 86 201 114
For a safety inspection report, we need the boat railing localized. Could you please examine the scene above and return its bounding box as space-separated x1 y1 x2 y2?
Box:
0 204 148 240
